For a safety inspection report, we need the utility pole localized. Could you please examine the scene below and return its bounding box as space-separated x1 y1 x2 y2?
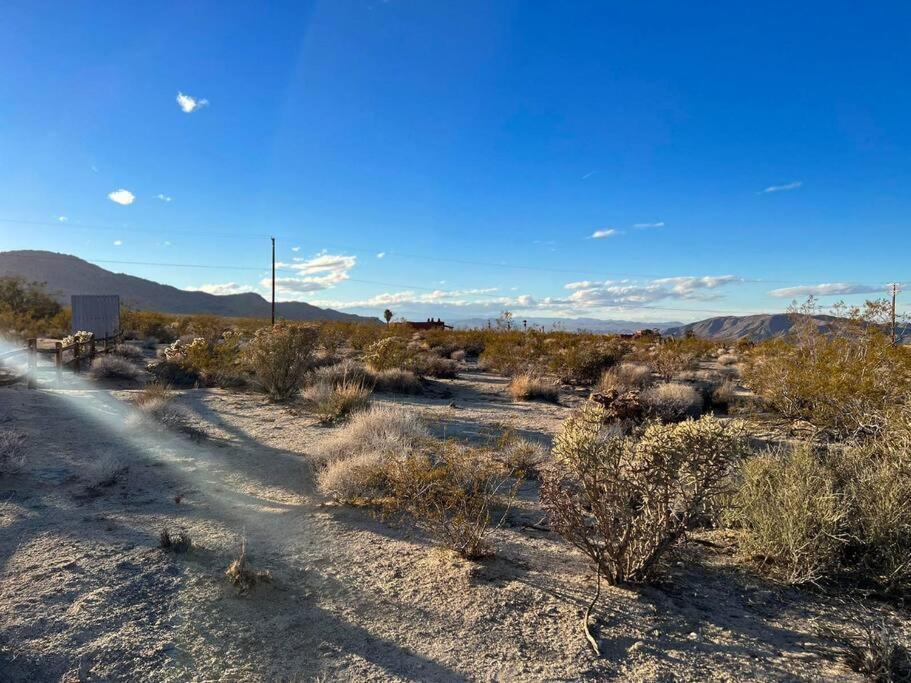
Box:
271 237 276 327
890 282 900 345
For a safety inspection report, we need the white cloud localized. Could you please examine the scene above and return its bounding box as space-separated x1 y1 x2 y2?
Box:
108 189 135 205
268 250 357 296
581 171 596 180
176 91 208 113
57 216 68 223
113 240 123 246
590 228 619 239
189 282 255 296
91 165 98 173
761 180 802 193
291 246 300 252
156 194 172 202
376 252 386 259
163 241 172 247
769 282 883 298
633 221 664 228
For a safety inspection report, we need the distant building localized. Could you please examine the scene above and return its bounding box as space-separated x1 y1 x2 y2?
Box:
396 318 452 331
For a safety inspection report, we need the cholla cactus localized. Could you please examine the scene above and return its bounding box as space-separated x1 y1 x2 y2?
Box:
163 339 186 361
61 330 94 347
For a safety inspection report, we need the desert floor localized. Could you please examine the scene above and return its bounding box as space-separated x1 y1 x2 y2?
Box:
0 367 907 681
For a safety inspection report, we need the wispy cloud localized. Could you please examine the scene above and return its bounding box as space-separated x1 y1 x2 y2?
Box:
57 216 68 223
553 275 742 309
769 282 883 298
90 165 98 173
590 228 619 239
156 193 172 202
633 221 664 229
188 282 255 296
113 240 123 246
108 189 135 205
176 91 209 113
376 252 386 259
761 180 802 193
581 171 596 180
291 246 300 252
266 250 357 296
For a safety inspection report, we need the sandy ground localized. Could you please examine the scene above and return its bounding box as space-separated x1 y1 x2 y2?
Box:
0 366 908 681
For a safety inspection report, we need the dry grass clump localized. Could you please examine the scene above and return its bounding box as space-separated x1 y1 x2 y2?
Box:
641 382 703 422
88 355 142 381
409 354 458 379
717 353 739 366
225 539 271 595
91 453 128 487
132 384 207 441
598 362 652 393
495 433 549 478
309 359 372 388
159 528 193 553
450 349 467 362
243 322 318 401
371 368 423 394
709 379 739 412
113 344 145 361
840 618 911 683
0 429 26 475
303 378 371 424
541 403 749 585
508 373 559 403
313 404 430 467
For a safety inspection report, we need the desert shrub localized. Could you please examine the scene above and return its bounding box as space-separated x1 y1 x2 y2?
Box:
303 378 371 424
732 445 849 584
133 387 207 441
372 368 423 394
550 339 623 385
243 323 318 401
841 617 911 683
88 355 142 381
225 539 271 595
113 343 144 361
159 528 193 553
0 276 66 339
450 349 467 362
309 359 372 389
389 443 519 559
507 373 559 403
317 322 350 356
317 451 391 503
641 382 703 422
408 353 458 379
147 360 200 388
742 298 911 436
312 404 429 466
494 432 549 478
598 362 652 393
709 379 739 412
541 404 748 584
717 353 739 366
363 336 408 371
480 330 548 376
650 338 703 380
0 430 26 475
91 453 128 487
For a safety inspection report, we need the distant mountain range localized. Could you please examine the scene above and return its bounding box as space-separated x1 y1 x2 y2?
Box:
665 313 911 342
0 250 378 324
451 317 683 334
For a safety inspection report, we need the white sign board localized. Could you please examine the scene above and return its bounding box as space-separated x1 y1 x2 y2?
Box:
71 295 121 338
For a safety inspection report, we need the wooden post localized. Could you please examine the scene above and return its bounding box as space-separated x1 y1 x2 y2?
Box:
27 339 36 389
55 342 63 384
90 337 96 359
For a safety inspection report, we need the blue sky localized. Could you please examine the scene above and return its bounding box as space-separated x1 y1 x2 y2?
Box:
0 1 908 322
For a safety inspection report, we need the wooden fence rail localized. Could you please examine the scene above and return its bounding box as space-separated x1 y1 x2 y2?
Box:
8 333 123 388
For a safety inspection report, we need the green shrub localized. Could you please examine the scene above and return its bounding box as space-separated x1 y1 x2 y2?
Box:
243 323 318 401
541 404 748 584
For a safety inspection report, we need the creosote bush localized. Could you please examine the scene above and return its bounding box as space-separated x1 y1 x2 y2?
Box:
0 430 26 475
598 363 652 393
244 323 318 401
508 373 559 403
372 368 423 394
541 403 749 584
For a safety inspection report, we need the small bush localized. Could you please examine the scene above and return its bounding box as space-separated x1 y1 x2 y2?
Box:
409 354 458 379
842 618 911 683
495 433 549 478
710 379 738 411
372 368 423 394
309 359 371 388
450 349 467 362
717 353 739 366
732 445 848 584
88 355 142 381
303 379 371 424
389 443 519 559
642 382 703 422
317 451 391 503
363 336 408 371
0 430 26 475
244 323 318 401
225 539 271 595
147 360 199 388
113 344 145 361
599 363 652 393
541 404 748 584
134 388 207 441
159 528 193 553
508 374 559 403
313 404 429 466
